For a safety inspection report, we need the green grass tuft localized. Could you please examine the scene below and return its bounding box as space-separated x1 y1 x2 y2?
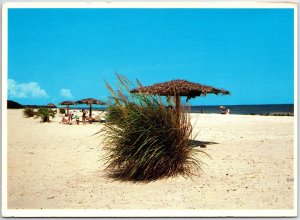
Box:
59 108 66 114
35 108 55 122
23 107 36 117
100 74 205 181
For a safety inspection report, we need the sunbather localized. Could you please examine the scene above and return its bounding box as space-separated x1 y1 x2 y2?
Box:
61 117 68 124
88 116 94 124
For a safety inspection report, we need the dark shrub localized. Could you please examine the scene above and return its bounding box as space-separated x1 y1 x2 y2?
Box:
59 108 66 114
23 107 35 117
101 75 204 181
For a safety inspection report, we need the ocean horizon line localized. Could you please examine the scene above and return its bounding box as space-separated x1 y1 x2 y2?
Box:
191 103 294 107
24 103 295 108
8 101 293 115
7 100 294 107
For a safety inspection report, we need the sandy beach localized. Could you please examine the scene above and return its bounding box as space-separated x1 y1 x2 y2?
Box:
6 109 294 210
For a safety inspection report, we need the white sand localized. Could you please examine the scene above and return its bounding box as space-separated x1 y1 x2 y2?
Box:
6 109 294 210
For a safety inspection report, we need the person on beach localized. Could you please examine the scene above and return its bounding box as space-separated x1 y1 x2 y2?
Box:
68 111 71 123
88 116 94 124
74 115 79 125
61 117 68 124
82 109 86 124
68 111 74 124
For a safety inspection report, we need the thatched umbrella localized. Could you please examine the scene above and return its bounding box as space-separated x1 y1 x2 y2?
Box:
59 100 76 116
75 98 106 117
46 103 57 109
130 79 230 119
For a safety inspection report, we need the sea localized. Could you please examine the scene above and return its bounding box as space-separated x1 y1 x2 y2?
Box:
71 104 294 115
189 104 294 115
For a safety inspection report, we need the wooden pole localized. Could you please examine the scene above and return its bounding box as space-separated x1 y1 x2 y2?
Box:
89 104 92 117
66 105 69 116
175 94 180 123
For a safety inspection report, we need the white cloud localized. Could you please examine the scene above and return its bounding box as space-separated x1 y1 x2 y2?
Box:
8 79 48 99
59 89 73 99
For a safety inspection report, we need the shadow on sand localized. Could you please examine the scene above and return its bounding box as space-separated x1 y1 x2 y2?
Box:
189 140 219 148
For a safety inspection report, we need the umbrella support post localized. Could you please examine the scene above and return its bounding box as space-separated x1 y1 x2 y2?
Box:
89 104 92 117
175 94 180 124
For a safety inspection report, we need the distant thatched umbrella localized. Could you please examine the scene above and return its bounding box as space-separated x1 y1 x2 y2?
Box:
219 106 226 109
130 79 230 119
76 98 106 117
46 103 57 109
59 100 76 115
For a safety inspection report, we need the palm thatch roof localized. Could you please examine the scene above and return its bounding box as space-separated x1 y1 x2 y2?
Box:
75 98 105 105
76 98 105 117
59 101 76 116
46 103 57 108
130 79 229 100
59 101 76 105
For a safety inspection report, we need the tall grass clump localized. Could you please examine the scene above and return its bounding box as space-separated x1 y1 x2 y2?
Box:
23 107 35 117
101 74 204 181
35 108 55 122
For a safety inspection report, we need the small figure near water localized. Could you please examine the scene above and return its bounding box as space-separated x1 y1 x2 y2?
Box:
219 106 226 114
221 108 230 115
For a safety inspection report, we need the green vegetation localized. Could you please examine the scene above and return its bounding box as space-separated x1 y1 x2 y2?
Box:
35 108 55 122
23 107 35 117
59 108 66 114
101 75 204 181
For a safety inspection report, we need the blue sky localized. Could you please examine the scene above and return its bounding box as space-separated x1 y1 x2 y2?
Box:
8 8 294 106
